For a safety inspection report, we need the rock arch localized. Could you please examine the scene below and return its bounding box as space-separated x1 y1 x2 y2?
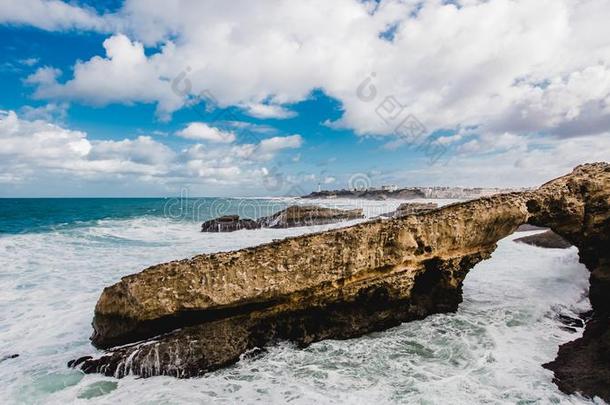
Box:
72 163 610 400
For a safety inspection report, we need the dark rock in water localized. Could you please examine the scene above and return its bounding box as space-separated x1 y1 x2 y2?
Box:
201 205 364 232
72 163 610 403
201 215 260 232
380 202 438 218
544 318 610 402
259 205 364 228
515 224 547 232
0 353 19 363
67 355 93 368
514 230 572 249
558 314 585 329
557 314 585 334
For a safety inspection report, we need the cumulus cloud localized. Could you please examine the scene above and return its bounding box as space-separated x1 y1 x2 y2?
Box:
0 110 174 181
0 0 113 31
21 0 610 141
0 110 305 194
242 103 297 119
6 0 610 194
176 122 236 143
257 135 303 155
19 103 68 122
27 35 183 120
389 133 610 188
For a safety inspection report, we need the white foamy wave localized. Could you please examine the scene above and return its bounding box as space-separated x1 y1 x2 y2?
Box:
0 201 598 404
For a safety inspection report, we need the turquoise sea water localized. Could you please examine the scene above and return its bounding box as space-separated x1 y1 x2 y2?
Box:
0 198 599 404
0 198 293 235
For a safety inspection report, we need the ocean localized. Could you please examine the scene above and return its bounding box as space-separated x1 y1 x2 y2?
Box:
0 198 597 404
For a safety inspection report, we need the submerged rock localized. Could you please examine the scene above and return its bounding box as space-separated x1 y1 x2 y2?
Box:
514 230 572 249
0 353 19 363
73 163 610 403
201 205 364 232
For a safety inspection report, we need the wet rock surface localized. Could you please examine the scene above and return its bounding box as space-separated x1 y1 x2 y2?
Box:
73 163 610 402
544 318 610 402
380 202 439 218
515 224 547 232
527 163 610 402
200 205 364 232
514 230 572 249
0 353 19 363
200 215 260 232
259 205 364 228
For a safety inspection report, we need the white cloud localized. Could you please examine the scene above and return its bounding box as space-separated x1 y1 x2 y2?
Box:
89 136 175 167
242 103 297 119
6 0 610 194
257 135 302 154
0 110 175 180
19 103 68 122
19 57 39 67
222 121 277 134
0 110 91 163
387 133 610 188
27 35 183 120
0 0 112 31
21 0 610 141
0 111 305 195
176 122 236 143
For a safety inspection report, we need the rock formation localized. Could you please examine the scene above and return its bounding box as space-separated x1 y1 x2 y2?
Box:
200 215 260 232
72 163 610 402
380 202 438 218
200 205 364 232
514 230 572 249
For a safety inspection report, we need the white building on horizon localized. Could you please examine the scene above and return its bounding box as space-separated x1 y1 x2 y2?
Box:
381 184 398 192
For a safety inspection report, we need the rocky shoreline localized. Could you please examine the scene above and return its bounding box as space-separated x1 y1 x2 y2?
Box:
301 188 425 200
200 205 364 232
71 163 610 402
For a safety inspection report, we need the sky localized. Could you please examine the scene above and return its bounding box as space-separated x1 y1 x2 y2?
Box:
0 0 609 197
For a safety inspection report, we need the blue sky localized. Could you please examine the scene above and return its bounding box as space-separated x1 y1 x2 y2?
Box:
1 0 609 197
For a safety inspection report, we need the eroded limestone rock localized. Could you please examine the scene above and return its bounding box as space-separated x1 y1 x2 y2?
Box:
380 202 439 218
72 163 610 402
200 205 364 232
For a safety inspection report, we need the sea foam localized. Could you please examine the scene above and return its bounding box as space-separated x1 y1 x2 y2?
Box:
0 199 597 404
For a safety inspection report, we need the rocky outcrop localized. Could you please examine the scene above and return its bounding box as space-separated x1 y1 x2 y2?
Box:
73 163 610 402
515 224 547 232
200 205 364 232
302 188 425 200
259 205 364 228
526 163 610 401
380 202 438 218
514 230 572 249
200 215 260 232
84 192 529 370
